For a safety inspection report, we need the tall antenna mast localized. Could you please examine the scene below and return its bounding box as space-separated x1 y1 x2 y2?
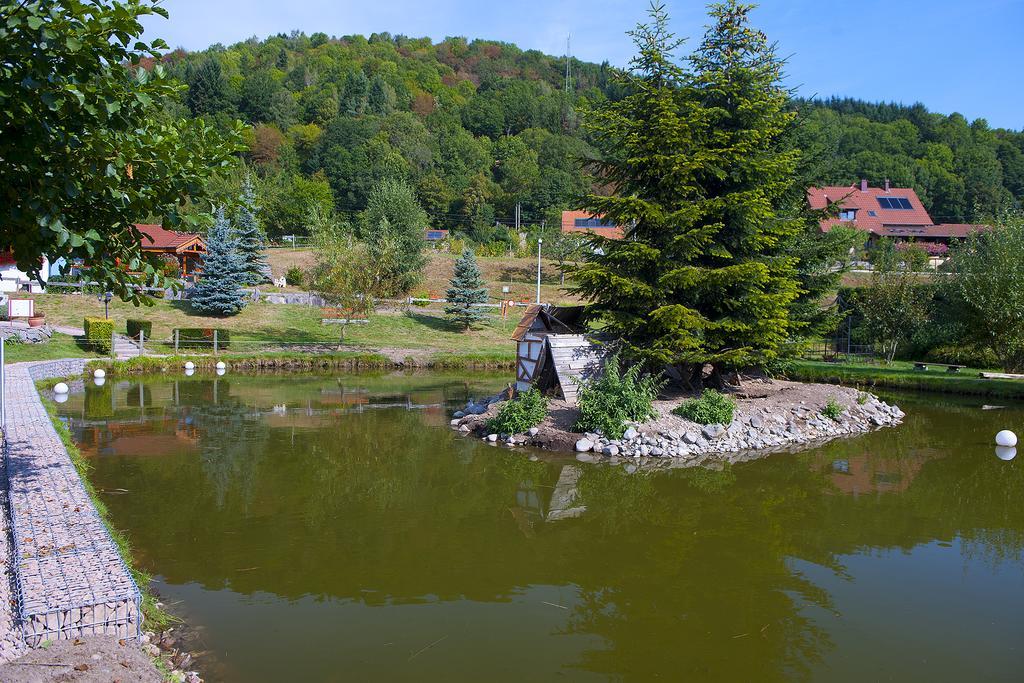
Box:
564 34 571 95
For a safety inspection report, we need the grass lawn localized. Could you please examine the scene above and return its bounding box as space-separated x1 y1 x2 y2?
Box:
21 293 517 359
790 358 1024 399
266 248 579 306
2 333 106 363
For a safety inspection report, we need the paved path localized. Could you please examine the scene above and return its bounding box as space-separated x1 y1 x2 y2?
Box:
1 359 140 659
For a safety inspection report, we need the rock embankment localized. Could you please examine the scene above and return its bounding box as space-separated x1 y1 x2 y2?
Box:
451 380 904 464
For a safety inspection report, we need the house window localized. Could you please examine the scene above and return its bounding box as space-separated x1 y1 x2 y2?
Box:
574 217 614 228
868 210 877 217
877 197 913 210
839 209 857 221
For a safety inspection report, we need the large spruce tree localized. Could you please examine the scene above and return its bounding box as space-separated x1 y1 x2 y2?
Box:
234 176 269 285
445 249 489 329
192 208 248 316
571 1 802 387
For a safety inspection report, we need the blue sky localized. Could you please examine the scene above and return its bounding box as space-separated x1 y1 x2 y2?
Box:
143 0 1022 130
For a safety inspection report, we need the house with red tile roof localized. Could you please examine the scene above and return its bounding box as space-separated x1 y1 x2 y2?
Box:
135 223 206 279
560 211 626 239
807 180 985 254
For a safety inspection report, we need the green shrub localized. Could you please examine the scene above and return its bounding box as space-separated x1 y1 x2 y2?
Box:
410 289 431 307
574 353 664 439
83 317 113 354
175 328 231 349
924 344 999 370
126 319 152 339
822 398 843 420
857 392 870 405
487 389 548 434
673 389 736 425
285 266 304 287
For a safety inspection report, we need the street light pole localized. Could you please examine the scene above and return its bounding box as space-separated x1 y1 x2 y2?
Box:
536 238 543 305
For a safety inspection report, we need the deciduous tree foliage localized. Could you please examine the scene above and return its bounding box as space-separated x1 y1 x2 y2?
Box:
943 211 1024 372
358 179 428 294
0 0 244 301
854 240 932 363
571 1 803 386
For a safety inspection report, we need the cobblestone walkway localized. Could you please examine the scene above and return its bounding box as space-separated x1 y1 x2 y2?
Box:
1 360 140 657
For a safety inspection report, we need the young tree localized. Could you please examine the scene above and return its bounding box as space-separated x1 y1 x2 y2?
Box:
445 249 489 329
191 208 248 316
358 178 428 295
855 240 932 363
307 207 400 341
0 0 243 302
547 231 588 285
944 211 1024 371
234 176 269 285
571 1 802 388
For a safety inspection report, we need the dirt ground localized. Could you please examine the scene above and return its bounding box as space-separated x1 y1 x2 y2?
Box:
0 637 162 683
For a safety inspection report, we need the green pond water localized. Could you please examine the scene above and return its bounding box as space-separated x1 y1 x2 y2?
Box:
55 372 1024 682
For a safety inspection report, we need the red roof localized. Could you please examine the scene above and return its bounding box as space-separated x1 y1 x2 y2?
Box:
807 184 933 234
560 210 625 239
135 224 203 252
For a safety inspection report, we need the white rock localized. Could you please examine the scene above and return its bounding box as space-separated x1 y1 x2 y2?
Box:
528 427 540 436
215 361 226 370
575 438 594 452
52 382 69 394
93 368 106 379
995 430 1017 447
623 427 638 440
184 361 195 370
486 433 498 442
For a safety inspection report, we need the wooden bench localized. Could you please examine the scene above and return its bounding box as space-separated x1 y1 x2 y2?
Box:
980 371 1024 380
913 361 965 373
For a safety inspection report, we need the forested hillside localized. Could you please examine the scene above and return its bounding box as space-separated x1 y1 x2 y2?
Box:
154 31 1024 238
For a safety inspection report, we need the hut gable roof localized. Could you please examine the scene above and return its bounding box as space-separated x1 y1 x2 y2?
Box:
510 304 585 341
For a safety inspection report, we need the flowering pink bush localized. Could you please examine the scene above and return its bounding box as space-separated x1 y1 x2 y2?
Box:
895 240 948 256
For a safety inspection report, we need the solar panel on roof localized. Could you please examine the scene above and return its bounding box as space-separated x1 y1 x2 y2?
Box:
878 197 913 210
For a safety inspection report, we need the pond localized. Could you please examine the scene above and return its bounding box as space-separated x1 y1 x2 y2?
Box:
55 373 1024 682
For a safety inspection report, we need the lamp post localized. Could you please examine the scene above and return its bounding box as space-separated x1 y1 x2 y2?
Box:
536 238 543 305
98 291 113 319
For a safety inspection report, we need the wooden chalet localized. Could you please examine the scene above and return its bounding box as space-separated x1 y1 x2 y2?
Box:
511 305 609 405
135 223 206 279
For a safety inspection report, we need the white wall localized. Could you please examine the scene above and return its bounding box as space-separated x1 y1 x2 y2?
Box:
0 257 49 293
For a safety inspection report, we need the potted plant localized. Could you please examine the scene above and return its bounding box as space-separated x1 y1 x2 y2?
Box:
27 311 45 327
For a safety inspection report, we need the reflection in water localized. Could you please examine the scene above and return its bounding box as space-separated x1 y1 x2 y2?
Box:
60 377 1024 683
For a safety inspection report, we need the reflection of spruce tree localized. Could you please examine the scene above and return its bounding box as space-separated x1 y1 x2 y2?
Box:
189 381 269 509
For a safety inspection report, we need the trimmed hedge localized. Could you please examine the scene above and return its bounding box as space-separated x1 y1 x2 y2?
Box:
126 319 152 339
83 317 113 354
175 328 231 349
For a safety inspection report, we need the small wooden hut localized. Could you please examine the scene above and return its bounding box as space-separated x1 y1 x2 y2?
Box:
510 305 608 404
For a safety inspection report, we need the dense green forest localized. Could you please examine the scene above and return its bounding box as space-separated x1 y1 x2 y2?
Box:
153 31 1024 239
